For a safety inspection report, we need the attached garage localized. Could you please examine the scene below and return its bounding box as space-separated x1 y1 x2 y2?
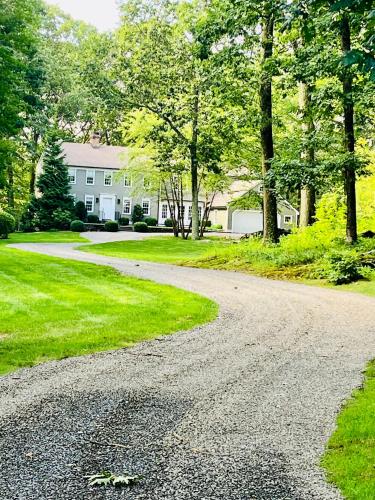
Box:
232 210 263 234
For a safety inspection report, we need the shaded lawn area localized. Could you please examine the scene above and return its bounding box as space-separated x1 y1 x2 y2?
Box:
0 232 217 375
79 236 231 264
322 361 375 499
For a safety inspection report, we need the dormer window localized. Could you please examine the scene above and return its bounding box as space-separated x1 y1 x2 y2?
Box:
86 169 95 185
104 171 112 186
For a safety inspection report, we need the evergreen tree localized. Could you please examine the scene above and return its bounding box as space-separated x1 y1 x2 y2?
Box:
26 134 74 230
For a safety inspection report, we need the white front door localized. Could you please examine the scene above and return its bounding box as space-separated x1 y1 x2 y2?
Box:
100 195 116 221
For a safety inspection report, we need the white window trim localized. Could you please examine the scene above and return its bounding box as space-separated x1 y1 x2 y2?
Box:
161 203 168 219
284 215 293 224
142 198 151 216
85 195 95 213
68 168 76 185
104 171 113 186
124 174 132 187
122 197 132 215
86 169 96 185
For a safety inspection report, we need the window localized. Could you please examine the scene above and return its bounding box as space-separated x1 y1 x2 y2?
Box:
188 206 192 219
178 205 185 219
259 185 264 193
86 169 95 185
198 206 202 220
188 206 202 219
123 197 132 215
284 215 293 224
85 195 94 213
68 168 76 184
142 199 150 216
161 204 168 219
124 174 131 187
104 171 112 186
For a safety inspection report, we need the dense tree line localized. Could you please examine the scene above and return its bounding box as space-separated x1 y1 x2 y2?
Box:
0 0 373 241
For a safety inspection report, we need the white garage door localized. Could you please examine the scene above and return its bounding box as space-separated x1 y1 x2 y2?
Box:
232 210 263 234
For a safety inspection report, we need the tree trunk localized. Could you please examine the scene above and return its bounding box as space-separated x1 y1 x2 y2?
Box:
7 163 14 209
29 131 40 194
260 14 278 243
341 13 357 244
190 90 200 241
298 82 316 226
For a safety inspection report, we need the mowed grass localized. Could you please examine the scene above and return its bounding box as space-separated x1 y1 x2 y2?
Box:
80 236 231 264
0 232 217 375
322 361 375 499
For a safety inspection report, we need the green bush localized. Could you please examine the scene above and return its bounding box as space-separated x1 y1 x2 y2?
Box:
51 209 72 230
164 218 173 227
74 201 87 221
133 221 148 232
70 220 85 232
205 220 212 228
132 204 144 223
0 211 15 239
325 251 363 285
119 217 130 226
144 217 157 227
87 214 99 223
212 224 223 230
104 220 119 232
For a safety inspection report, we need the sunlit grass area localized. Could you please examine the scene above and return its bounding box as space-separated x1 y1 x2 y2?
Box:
0 232 217 375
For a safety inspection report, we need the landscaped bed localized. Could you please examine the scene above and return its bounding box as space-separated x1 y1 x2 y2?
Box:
0 232 217 375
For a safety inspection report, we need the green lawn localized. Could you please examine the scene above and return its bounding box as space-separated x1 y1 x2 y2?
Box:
322 361 375 499
0 232 217 375
79 236 231 264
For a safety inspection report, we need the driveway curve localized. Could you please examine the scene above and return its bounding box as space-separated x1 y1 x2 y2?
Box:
1 240 374 500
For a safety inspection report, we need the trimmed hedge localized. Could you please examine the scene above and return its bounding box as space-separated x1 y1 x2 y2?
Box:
164 218 173 227
70 220 85 232
133 222 148 232
0 211 15 239
104 220 119 232
87 214 99 223
119 217 130 226
144 217 157 227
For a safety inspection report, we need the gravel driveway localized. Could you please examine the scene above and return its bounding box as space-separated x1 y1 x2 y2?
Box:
1 241 374 499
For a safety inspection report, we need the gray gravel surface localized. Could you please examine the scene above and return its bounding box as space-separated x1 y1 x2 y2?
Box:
1 242 375 500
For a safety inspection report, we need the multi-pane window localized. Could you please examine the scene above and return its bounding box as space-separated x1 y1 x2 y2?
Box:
284 215 292 224
188 206 192 219
85 195 94 213
142 199 150 216
178 205 185 219
86 169 95 185
123 198 132 215
161 204 168 219
188 206 202 219
104 172 112 186
68 168 76 184
124 175 131 187
198 206 202 220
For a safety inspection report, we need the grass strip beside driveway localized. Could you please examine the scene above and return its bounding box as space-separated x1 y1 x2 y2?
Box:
0 233 217 374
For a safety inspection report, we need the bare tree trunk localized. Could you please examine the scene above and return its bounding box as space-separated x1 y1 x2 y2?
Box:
7 163 14 209
341 13 357 244
190 90 200 241
260 14 278 243
29 131 40 194
298 82 316 227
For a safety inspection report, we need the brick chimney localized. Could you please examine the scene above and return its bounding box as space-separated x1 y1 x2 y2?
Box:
90 131 101 148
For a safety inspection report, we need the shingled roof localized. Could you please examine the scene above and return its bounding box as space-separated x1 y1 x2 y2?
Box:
61 142 130 170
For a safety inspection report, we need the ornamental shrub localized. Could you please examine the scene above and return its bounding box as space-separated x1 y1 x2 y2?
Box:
132 204 144 223
104 220 119 232
212 224 223 230
70 220 85 232
133 222 148 232
119 217 130 226
87 214 99 223
325 250 363 285
74 201 87 221
164 218 173 227
0 211 15 239
144 217 157 227
51 208 72 230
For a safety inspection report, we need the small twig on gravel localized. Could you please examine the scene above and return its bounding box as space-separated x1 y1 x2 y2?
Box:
126 352 164 358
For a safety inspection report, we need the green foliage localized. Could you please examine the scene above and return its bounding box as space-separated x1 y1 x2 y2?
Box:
0 211 16 239
164 218 174 227
87 214 99 223
133 221 148 232
323 250 363 285
86 471 142 488
51 208 72 230
212 224 223 230
70 220 85 232
132 204 144 223
104 220 119 232
230 191 262 210
144 217 157 227
74 201 87 221
118 217 130 226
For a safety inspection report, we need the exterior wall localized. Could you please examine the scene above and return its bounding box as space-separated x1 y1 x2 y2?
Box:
277 204 298 230
158 199 205 226
210 208 229 230
68 166 158 221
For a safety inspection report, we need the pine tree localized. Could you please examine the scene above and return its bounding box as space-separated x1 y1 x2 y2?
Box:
27 134 74 230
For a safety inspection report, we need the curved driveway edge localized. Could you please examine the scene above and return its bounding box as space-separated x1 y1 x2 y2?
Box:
1 242 374 499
